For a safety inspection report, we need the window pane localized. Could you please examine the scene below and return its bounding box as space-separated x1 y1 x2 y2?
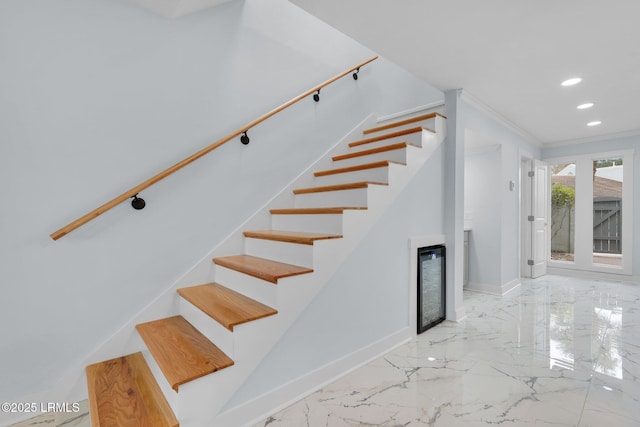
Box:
593 158 623 266
551 163 576 262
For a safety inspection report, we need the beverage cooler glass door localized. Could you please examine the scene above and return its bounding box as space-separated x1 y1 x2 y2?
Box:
417 245 446 334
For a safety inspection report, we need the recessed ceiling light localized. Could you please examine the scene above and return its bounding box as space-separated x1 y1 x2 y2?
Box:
577 103 594 110
561 77 582 87
587 121 602 127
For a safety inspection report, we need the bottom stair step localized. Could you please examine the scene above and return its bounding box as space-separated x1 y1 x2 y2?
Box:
136 315 234 392
86 352 179 427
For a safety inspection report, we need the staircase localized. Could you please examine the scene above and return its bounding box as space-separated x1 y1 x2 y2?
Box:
85 111 446 426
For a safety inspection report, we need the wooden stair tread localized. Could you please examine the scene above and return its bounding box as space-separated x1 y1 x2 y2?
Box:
293 181 387 195
271 207 367 214
363 112 446 135
243 229 342 245
86 352 179 427
135 316 234 392
213 255 313 283
314 160 404 177
349 126 432 148
177 283 277 331
332 142 410 161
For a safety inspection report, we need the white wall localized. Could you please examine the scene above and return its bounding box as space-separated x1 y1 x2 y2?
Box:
0 0 443 403
464 147 502 286
462 98 541 292
542 136 640 277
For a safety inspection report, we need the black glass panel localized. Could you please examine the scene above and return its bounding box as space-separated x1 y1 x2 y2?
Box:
417 245 445 334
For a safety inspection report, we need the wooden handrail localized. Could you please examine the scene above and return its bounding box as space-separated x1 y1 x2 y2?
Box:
50 56 378 240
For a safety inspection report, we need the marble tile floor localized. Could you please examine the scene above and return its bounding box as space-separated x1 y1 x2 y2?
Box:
255 275 640 426
10 275 640 426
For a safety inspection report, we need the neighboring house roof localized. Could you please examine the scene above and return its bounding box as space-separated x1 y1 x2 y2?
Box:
551 175 622 198
596 165 623 182
556 164 576 176
555 164 623 182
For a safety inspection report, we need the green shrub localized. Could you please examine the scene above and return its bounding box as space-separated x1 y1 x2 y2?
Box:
551 182 575 207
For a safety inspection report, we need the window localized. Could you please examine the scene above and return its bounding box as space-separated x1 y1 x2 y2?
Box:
592 158 623 267
546 150 633 275
550 163 576 263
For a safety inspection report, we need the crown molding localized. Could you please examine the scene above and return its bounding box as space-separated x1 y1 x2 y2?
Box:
459 90 542 148
543 128 640 148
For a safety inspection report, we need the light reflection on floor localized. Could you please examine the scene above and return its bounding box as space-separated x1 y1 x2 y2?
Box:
256 275 640 426
10 275 640 426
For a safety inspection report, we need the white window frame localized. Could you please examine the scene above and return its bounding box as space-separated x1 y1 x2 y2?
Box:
545 149 634 276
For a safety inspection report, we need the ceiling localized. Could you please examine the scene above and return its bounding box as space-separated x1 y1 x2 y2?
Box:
288 0 640 146
129 0 233 18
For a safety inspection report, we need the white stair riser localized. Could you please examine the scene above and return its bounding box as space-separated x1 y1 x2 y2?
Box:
314 167 389 186
186 117 446 425
137 339 179 407
75 114 447 427
347 131 423 151
365 117 438 137
332 147 407 168
213 265 279 308
176 314 282 422
271 213 344 234
178 298 235 359
294 188 368 208
244 237 315 268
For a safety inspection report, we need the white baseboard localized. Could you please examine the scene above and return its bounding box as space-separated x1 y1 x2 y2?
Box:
213 328 412 427
502 278 521 294
465 278 520 296
454 306 467 322
465 281 502 295
547 267 640 285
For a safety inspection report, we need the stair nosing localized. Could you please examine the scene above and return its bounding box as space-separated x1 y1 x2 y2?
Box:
362 112 446 135
270 207 367 215
213 255 313 284
293 181 388 195
314 160 404 177
348 126 429 148
177 283 277 332
243 229 343 245
332 142 408 162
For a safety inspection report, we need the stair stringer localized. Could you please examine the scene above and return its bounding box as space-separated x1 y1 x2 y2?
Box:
171 115 447 426
66 111 445 427
55 115 381 412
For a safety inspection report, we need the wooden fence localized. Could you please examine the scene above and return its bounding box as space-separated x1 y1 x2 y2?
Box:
593 197 622 254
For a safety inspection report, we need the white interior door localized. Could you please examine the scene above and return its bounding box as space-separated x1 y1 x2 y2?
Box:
531 159 548 278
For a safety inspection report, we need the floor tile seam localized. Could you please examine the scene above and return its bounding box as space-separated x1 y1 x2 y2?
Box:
577 298 628 426
581 402 640 424
578 383 640 424
476 365 594 389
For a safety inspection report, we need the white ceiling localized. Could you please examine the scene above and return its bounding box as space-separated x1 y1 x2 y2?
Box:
289 0 640 145
129 0 233 18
